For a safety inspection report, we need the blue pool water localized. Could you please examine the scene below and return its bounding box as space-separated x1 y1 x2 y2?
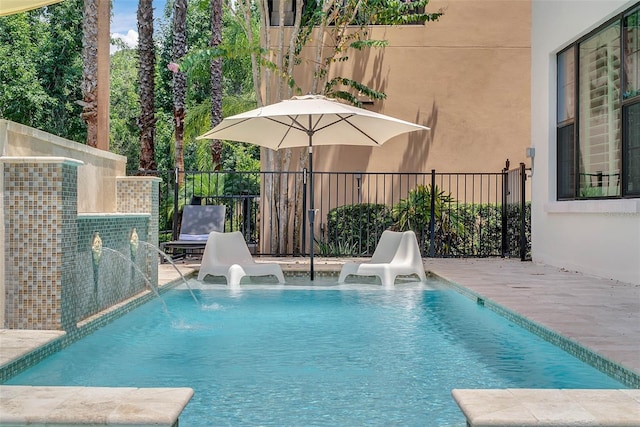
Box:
7 282 624 426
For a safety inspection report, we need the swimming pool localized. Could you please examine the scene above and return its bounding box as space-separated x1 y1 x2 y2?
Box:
6 279 625 426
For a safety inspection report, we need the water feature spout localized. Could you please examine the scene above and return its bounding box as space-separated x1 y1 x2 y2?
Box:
92 232 102 265
91 232 102 309
130 228 139 260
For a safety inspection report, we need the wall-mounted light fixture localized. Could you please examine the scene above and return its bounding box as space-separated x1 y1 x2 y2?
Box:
526 147 535 158
526 147 535 175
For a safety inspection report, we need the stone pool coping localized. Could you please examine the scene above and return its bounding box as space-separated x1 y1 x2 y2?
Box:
0 330 65 369
0 385 193 426
452 388 640 427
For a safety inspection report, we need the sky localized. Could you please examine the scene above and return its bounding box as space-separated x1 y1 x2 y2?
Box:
111 0 167 53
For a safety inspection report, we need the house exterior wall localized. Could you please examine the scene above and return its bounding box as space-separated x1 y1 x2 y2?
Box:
531 0 640 285
269 0 532 174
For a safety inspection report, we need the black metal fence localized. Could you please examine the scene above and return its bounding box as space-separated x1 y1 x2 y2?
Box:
138 161 530 260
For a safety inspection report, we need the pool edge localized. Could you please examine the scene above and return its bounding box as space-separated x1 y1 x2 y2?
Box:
0 272 191 383
2 268 637 389
436 273 640 389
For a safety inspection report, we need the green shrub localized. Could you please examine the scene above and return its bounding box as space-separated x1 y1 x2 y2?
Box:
324 204 393 256
323 199 531 259
392 185 465 256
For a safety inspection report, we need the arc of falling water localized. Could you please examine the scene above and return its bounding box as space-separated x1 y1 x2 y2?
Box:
137 240 201 306
100 247 174 318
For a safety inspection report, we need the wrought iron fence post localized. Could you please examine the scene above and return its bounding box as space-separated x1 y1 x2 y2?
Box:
501 160 509 257
520 162 527 261
428 169 436 257
302 168 307 257
172 167 179 241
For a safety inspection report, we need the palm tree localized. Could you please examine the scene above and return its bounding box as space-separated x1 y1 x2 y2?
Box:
81 0 98 147
172 0 187 182
210 0 223 170
138 0 157 170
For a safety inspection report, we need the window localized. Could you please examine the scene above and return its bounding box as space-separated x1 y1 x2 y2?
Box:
557 47 576 123
624 8 640 100
557 124 576 199
624 8 640 196
624 102 640 195
556 4 640 200
557 47 576 200
578 21 621 197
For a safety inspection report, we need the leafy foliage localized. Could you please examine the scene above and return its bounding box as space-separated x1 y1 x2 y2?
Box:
315 238 359 257
324 204 394 256
110 48 141 170
156 0 260 172
392 185 464 255
0 0 85 142
324 77 387 108
324 198 530 258
365 0 443 25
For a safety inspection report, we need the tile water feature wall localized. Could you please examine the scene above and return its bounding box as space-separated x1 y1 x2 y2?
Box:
2 158 81 330
2 157 160 331
116 177 160 289
74 214 151 324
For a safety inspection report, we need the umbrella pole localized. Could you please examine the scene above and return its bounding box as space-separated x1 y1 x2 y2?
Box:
308 134 315 281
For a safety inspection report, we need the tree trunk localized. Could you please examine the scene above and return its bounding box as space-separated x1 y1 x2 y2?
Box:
258 0 271 105
286 0 303 99
81 0 99 147
275 0 286 100
256 0 277 252
173 0 187 184
210 0 223 170
242 0 262 108
277 148 292 254
289 0 304 252
311 0 333 94
138 0 157 170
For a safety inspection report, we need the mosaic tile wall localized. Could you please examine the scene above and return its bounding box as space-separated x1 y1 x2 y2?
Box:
3 161 160 331
117 177 160 286
3 160 78 330
74 215 151 324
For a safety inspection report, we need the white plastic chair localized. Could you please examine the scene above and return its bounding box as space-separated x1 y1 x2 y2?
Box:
338 230 426 289
197 231 285 286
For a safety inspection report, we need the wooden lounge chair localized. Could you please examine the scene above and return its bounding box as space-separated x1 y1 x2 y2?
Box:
160 205 225 261
197 231 285 286
338 230 426 289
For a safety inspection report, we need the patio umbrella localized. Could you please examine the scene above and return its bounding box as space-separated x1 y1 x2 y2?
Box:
197 94 429 280
0 0 64 16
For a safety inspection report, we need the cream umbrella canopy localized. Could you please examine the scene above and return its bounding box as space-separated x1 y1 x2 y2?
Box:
198 94 429 280
0 0 64 16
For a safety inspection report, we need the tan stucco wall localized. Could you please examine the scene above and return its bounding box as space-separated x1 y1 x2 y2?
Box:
271 0 531 174
0 120 126 213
